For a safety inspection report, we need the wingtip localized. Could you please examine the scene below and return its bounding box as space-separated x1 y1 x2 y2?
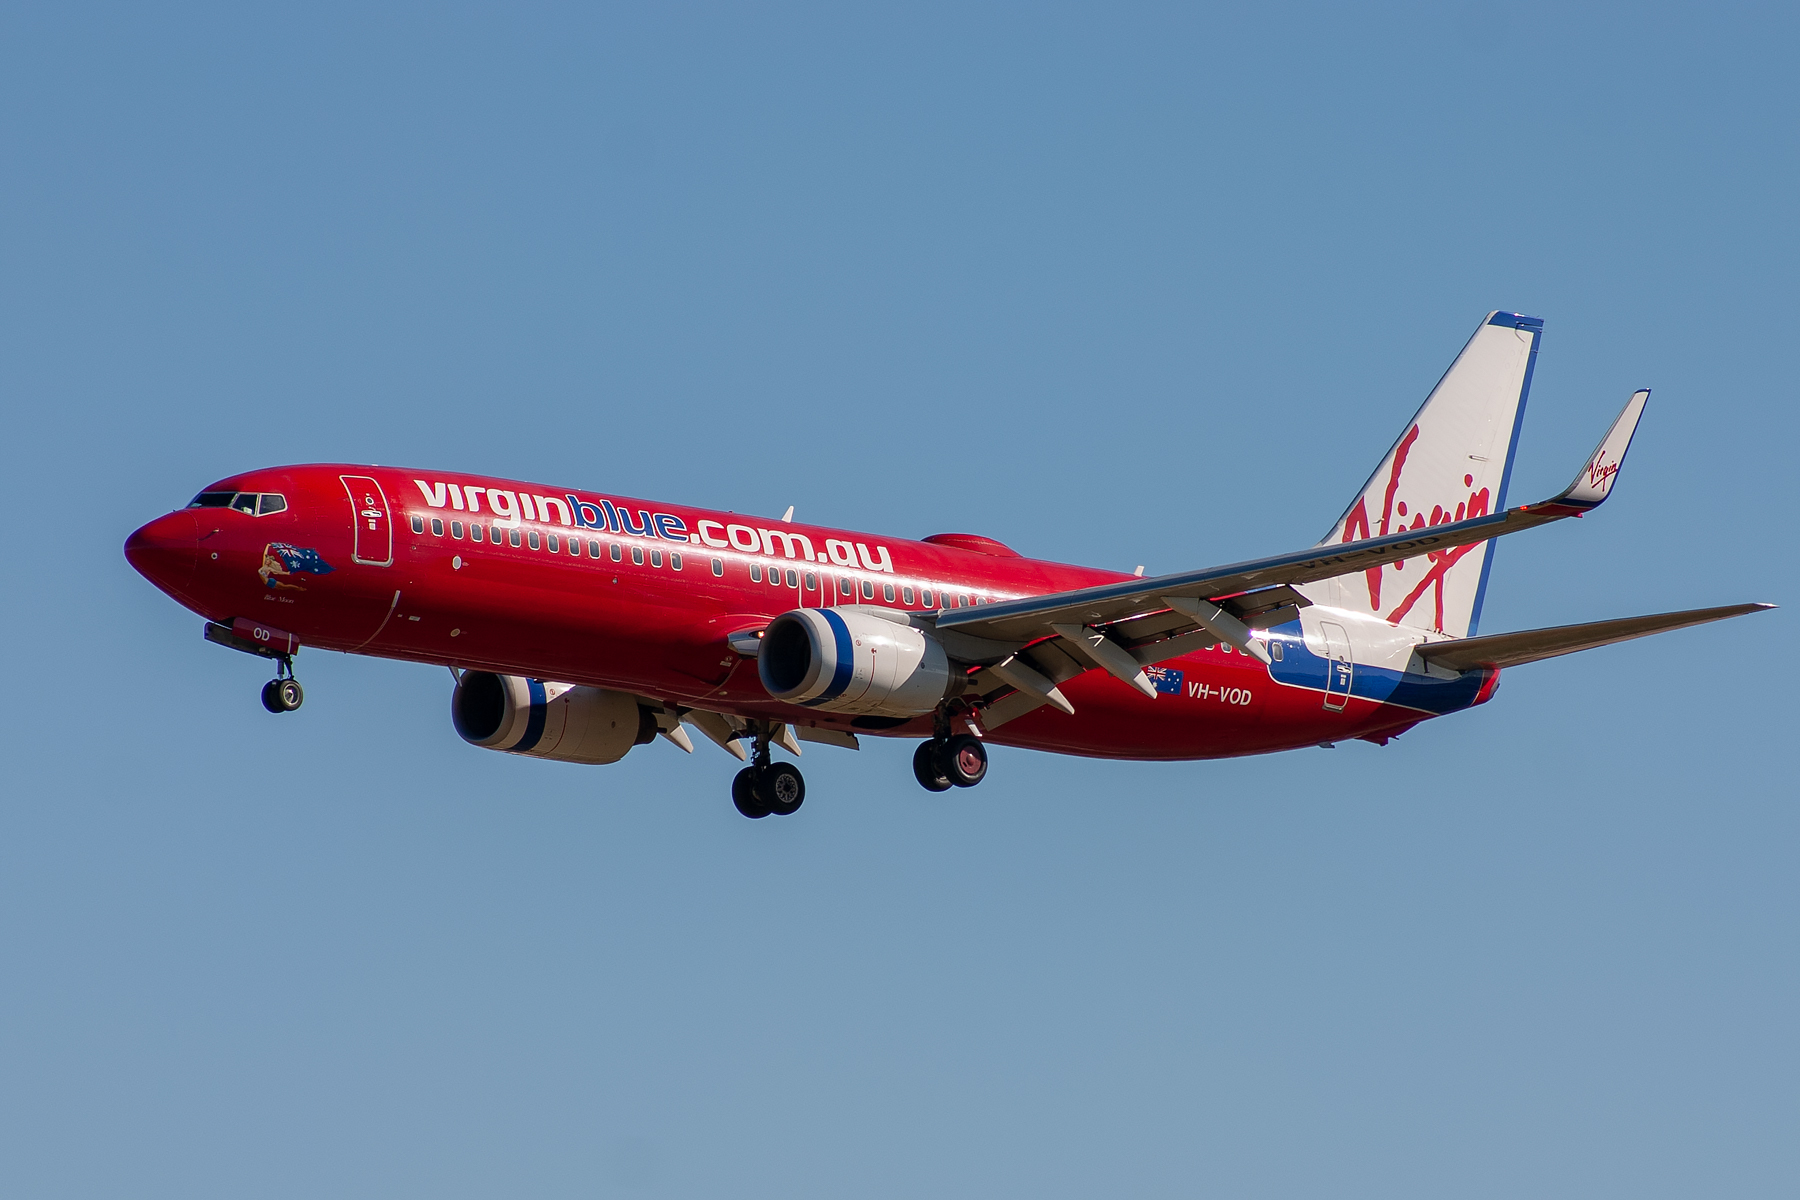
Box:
1554 389 1650 508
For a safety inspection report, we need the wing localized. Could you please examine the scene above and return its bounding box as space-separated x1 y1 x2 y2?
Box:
936 391 1651 721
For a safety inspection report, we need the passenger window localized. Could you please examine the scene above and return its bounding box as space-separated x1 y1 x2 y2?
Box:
671 553 682 571
649 550 662 567
631 546 644 565
711 558 724 577
528 531 541 550
975 597 987 605
839 577 853 595
921 589 934 608
451 521 464 538
751 564 763 582
411 515 425 534
257 494 287 515
785 569 798 587
547 533 560 552
957 595 969 607
588 540 600 557
902 586 914 605
804 572 817 589
861 580 875 600
431 518 444 536
509 529 522 547
471 524 485 543
610 543 622 562
883 583 896 602
230 493 258 514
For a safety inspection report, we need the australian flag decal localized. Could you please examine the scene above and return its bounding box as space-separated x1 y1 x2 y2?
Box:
1144 665 1184 695
259 542 335 593
270 544 334 575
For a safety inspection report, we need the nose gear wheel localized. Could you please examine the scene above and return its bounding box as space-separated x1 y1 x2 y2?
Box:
260 654 304 713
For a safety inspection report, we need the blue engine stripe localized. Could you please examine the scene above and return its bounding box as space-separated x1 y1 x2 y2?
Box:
515 678 549 751
818 608 856 701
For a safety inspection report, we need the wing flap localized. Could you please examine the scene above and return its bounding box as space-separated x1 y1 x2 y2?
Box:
1414 603 1773 672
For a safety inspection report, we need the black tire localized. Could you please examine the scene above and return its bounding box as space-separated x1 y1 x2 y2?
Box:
732 767 771 819
261 680 284 714
913 741 953 792
761 762 805 816
275 679 304 711
942 734 987 788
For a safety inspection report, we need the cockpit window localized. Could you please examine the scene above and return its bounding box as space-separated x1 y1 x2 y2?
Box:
189 491 288 516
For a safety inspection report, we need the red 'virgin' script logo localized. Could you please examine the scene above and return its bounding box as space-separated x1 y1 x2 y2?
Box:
1338 424 1491 632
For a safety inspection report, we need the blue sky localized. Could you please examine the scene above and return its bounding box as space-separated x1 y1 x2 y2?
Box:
2 4 1794 1197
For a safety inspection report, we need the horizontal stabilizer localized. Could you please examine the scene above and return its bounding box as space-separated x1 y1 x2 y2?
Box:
1414 602 1774 672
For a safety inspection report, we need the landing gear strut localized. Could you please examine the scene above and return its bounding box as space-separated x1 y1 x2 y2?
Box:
732 723 805 818
260 654 304 714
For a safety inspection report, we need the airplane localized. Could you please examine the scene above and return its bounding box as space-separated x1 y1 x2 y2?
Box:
124 311 1771 818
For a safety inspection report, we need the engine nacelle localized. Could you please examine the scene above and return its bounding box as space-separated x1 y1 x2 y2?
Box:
451 672 656 764
759 608 954 717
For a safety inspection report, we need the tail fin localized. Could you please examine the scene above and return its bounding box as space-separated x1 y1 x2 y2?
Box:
1308 311 1542 637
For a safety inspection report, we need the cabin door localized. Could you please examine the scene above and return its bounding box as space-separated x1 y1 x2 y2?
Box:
341 475 393 566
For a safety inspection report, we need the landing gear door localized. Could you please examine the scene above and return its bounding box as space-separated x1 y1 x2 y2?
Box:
341 475 393 566
1320 621 1352 711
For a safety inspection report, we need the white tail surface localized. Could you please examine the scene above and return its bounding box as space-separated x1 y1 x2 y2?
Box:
1307 311 1541 638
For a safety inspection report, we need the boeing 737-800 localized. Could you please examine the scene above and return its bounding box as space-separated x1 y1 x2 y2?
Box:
125 312 1771 817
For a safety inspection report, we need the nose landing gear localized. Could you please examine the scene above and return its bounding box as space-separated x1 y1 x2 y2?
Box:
202 621 306 714
732 723 805 818
260 655 304 714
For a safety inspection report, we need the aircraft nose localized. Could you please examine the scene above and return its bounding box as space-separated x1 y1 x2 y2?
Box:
124 509 200 594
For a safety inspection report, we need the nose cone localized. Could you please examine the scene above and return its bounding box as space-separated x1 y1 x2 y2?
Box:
125 510 200 596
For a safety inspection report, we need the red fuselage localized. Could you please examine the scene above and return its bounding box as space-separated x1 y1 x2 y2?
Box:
125 464 1472 759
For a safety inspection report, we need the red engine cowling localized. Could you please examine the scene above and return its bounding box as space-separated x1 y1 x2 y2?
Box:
451 672 656 764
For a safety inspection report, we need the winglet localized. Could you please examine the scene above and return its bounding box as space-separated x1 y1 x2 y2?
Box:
1554 389 1649 509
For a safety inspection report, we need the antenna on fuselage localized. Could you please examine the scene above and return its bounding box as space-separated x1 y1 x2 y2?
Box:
781 506 795 523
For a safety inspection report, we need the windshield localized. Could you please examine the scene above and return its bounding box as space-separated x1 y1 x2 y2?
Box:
189 491 288 515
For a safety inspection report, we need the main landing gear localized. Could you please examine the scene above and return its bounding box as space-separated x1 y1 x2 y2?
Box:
732 724 805 819
260 655 304 714
913 733 987 792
